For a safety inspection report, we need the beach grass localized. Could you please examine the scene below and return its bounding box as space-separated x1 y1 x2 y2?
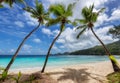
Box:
0 72 57 83
107 72 120 83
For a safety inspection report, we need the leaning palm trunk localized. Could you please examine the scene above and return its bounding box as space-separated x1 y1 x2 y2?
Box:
90 27 120 72
41 31 62 73
4 23 40 73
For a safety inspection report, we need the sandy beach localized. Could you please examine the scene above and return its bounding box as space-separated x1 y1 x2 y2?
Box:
8 60 117 83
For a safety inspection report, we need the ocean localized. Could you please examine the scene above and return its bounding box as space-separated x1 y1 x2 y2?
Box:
0 55 120 69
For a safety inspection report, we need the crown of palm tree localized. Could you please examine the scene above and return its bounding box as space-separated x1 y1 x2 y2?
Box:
47 3 74 31
23 0 49 24
76 4 105 38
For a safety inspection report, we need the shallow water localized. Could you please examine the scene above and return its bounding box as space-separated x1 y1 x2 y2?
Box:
0 55 120 69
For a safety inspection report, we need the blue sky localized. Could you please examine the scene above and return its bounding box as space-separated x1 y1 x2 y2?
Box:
0 0 120 55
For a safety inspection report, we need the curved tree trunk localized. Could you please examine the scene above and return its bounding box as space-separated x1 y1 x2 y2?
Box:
41 31 62 73
4 23 40 73
90 27 120 72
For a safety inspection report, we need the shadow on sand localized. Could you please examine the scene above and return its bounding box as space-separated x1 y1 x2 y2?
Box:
49 68 106 83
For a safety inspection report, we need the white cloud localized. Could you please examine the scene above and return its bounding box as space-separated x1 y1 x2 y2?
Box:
41 0 116 53
23 44 32 50
42 28 52 35
52 29 59 35
108 8 120 21
9 49 15 53
52 45 61 52
33 38 41 43
42 28 59 36
95 13 108 27
23 12 38 26
56 26 117 52
20 44 32 54
14 21 24 28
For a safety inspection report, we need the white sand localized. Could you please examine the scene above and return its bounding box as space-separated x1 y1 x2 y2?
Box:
9 61 118 83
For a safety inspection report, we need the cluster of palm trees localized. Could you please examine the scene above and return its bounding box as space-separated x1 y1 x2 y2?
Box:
1 0 120 79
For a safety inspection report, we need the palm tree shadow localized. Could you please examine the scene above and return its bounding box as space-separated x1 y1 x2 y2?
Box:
56 68 105 83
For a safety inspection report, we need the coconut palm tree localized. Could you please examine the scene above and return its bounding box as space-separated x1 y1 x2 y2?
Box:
76 4 120 72
4 0 49 74
41 3 74 73
109 25 120 40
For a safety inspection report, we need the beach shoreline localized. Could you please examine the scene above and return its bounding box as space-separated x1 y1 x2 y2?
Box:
9 61 114 74
8 60 117 83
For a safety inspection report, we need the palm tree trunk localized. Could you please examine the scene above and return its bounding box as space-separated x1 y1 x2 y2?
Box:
41 31 62 73
90 27 120 72
4 23 40 73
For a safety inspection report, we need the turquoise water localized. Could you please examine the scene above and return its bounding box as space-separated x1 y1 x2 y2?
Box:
0 55 120 69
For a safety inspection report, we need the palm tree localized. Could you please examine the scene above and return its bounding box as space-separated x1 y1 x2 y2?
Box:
109 25 120 40
76 4 120 72
41 3 74 73
4 0 49 73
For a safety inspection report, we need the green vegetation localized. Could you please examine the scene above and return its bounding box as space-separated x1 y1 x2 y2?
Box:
69 41 120 55
107 72 120 83
0 67 4 72
0 71 8 81
109 25 120 40
12 71 22 83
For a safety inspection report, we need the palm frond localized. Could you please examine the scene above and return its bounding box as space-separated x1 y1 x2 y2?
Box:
75 25 87 30
91 12 98 23
82 6 91 21
20 0 28 7
35 0 44 15
79 19 88 24
46 17 61 27
90 4 94 13
49 4 65 16
66 20 77 26
75 19 88 24
98 8 105 14
76 27 87 39
43 12 50 20
4 0 24 7
4 0 13 7
23 6 39 18
65 3 74 16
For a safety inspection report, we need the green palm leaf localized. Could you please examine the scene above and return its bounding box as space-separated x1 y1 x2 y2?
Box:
49 4 65 17
76 25 87 30
90 4 94 13
46 17 60 27
91 12 98 22
65 4 74 16
98 8 105 14
79 19 88 24
24 0 48 23
76 27 87 39
4 0 24 7
35 0 44 15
